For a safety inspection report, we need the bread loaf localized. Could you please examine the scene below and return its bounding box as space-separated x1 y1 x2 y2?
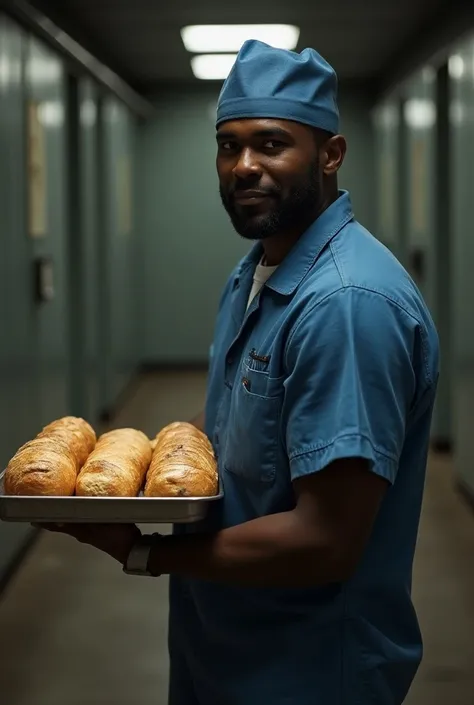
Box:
144 421 218 497
4 416 96 496
75 428 152 497
40 416 96 466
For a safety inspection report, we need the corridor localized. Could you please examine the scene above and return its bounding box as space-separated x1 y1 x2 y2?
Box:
0 372 473 705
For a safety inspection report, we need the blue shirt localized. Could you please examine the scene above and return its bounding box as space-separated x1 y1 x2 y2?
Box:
169 191 439 705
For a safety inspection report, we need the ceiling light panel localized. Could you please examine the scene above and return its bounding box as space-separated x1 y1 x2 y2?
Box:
181 25 300 53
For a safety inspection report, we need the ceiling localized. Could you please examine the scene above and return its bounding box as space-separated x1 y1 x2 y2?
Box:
5 0 465 97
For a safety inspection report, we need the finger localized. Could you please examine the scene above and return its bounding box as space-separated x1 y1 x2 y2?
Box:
32 522 91 542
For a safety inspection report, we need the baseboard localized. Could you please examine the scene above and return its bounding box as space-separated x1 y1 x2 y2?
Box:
431 436 453 454
0 529 40 598
140 360 209 373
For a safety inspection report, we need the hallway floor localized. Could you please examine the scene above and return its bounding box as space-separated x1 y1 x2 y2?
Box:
0 372 473 704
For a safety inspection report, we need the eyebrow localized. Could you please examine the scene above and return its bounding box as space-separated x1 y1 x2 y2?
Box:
216 127 293 142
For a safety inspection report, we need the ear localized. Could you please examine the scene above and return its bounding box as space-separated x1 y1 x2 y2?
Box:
321 135 347 176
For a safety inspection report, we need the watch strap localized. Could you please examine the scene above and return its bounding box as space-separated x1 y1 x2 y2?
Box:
124 533 161 576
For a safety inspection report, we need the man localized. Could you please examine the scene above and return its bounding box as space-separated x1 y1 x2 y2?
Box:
45 40 439 704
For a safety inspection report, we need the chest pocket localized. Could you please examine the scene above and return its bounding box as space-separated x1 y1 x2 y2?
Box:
223 362 284 483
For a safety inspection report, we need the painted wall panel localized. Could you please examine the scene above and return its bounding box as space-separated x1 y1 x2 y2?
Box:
0 15 37 576
449 40 474 489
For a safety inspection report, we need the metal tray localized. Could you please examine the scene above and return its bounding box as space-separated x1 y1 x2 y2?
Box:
0 471 223 524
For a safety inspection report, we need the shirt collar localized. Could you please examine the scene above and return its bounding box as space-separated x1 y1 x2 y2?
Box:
232 190 354 295
266 190 354 295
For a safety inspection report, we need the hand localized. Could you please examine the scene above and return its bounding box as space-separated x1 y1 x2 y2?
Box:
34 522 141 565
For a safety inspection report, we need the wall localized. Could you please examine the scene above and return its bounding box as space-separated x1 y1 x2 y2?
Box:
136 86 376 364
373 100 402 257
0 18 71 574
403 68 437 310
0 12 139 581
449 37 474 491
373 64 453 448
77 83 139 421
402 68 452 444
101 98 138 411
338 89 376 233
0 14 37 575
26 35 69 428
78 78 101 423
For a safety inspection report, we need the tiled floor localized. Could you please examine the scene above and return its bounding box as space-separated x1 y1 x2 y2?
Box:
0 372 473 704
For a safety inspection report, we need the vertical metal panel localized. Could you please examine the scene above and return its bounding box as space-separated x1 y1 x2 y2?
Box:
0 14 36 577
450 37 474 491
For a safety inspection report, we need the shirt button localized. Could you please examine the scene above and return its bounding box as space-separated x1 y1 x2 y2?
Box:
242 377 251 391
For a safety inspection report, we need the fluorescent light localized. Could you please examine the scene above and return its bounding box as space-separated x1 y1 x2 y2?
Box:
191 54 238 80
38 101 65 128
403 98 436 130
448 55 465 80
181 24 300 53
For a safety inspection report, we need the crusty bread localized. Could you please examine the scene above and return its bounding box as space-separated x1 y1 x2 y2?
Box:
40 416 96 467
4 416 96 496
144 421 218 497
75 428 152 497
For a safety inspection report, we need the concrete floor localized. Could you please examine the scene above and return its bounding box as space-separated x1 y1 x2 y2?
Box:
0 371 474 704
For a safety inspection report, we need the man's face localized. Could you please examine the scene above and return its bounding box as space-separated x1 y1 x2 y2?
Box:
216 118 325 240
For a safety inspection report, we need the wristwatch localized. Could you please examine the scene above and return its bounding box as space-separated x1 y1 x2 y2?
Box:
123 532 161 576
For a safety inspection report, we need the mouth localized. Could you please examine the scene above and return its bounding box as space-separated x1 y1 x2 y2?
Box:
232 190 273 206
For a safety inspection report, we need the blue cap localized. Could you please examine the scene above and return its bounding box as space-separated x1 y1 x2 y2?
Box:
216 40 339 134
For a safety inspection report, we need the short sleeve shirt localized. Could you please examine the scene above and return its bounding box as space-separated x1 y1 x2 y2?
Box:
169 190 439 705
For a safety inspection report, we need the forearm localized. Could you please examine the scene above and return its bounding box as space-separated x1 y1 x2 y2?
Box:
148 512 344 588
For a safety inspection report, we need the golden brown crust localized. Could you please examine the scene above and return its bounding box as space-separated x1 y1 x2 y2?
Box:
144 421 218 497
40 416 96 467
4 416 96 496
75 428 152 497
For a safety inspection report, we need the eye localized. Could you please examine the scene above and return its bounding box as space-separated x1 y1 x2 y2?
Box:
263 140 285 150
218 141 237 152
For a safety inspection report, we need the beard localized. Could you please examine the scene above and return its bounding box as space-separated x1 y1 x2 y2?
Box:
219 159 323 240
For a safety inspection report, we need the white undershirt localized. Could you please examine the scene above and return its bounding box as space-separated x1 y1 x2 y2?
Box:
247 256 279 309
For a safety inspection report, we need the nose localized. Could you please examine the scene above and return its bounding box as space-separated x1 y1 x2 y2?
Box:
232 147 262 180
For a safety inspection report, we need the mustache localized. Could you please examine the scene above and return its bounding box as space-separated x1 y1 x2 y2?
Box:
227 182 280 198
